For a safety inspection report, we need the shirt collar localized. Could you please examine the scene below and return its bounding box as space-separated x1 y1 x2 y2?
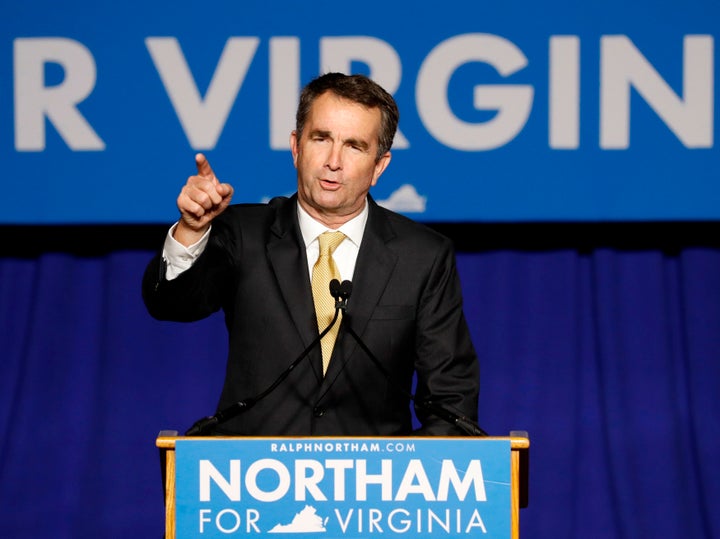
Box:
297 199 369 249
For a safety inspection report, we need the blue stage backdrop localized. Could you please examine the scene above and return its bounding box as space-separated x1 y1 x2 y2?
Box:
2 0 718 224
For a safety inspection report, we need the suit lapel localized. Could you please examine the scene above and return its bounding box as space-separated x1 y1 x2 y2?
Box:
266 196 324 380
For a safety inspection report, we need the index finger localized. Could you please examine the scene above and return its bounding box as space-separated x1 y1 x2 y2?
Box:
195 153 216 179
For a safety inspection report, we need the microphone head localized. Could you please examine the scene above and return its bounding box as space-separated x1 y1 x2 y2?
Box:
340 280 353 299
329 279 342 299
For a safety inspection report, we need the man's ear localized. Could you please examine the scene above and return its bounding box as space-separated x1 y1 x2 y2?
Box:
371 151 392 186
290 131 299 167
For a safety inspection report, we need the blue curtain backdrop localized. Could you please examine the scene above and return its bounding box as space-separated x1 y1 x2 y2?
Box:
1 225 719 538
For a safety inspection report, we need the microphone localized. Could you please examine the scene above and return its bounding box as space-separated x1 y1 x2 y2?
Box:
337 280 488 437
330 278 352 310
185 281 346 436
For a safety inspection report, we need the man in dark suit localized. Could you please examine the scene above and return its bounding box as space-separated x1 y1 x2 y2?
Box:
142 73 479 436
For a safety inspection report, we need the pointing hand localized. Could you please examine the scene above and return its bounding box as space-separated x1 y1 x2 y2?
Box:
174 153 234 245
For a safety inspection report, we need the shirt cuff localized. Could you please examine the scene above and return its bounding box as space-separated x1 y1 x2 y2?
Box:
161 223 211 280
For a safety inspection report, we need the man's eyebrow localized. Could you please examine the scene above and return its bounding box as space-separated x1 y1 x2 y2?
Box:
309 129 331 138
344 137 370 150
308 129 371 151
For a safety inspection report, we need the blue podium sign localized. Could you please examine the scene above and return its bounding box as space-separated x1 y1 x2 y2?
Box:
175 438 511 538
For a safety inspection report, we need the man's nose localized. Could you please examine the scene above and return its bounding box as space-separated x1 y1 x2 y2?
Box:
325 144 343 170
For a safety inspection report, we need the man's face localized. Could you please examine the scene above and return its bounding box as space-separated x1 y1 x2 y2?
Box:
291 91 391 227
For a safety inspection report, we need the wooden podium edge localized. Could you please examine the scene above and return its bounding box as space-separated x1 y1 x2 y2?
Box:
156 432 530 539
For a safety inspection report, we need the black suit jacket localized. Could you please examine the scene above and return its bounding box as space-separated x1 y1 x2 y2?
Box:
142 195 479 436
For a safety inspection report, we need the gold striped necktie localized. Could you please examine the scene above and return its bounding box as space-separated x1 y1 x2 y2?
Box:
312 231 346 375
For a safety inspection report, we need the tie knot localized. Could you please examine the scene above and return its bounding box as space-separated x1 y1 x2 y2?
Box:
318 231 346 256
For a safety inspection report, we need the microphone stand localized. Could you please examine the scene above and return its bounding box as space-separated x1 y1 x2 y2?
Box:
185 291 347 436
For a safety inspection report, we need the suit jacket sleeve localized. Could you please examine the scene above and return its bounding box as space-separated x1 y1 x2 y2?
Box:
411 237 480 434
141 205 253 322
349 202 480 436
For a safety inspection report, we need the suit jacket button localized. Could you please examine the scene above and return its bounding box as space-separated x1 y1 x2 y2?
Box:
313 407 325 417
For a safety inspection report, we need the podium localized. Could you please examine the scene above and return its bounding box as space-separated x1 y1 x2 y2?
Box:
157 432 529 539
